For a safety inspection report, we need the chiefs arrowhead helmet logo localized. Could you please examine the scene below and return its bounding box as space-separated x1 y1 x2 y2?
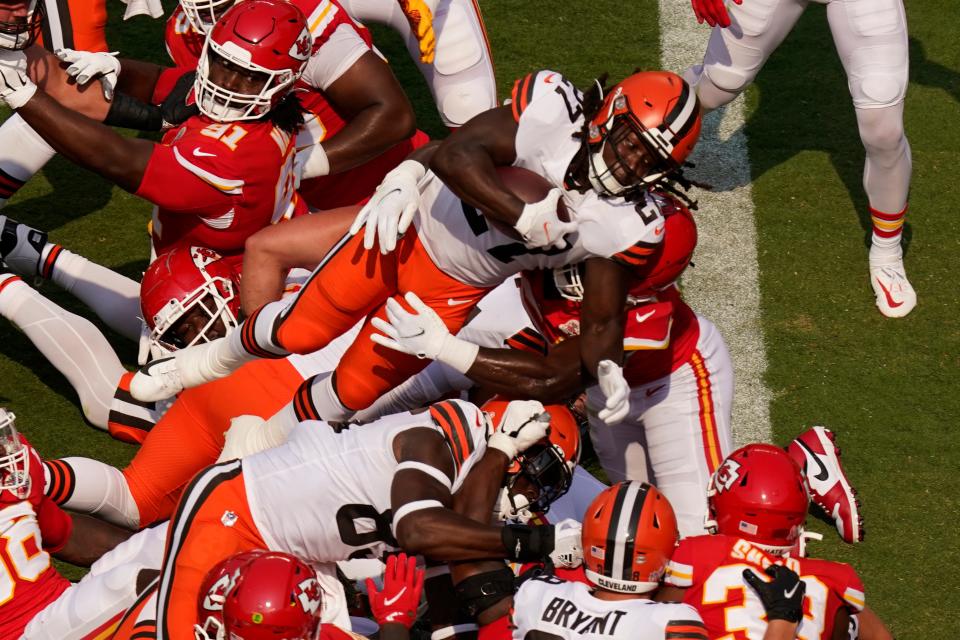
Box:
295 577 323 615
288 27 313 61
711 458 741 494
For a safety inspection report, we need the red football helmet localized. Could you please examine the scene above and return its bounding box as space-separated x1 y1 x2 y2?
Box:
706 444 810 554
0 408 29 498
0 0 43 50
195 550 323 640
480 399 581 522
545 193 697 304
179 0 238 34
195 0 312 122
582 481 678 594
586 71 701 196
139 246 241 356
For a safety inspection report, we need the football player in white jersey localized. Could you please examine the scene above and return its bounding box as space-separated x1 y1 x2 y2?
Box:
129 70 701 432
153 398 582 640
686 0 915 317
369 196 735 536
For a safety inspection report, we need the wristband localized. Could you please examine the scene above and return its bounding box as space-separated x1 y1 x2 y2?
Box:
435 334 479 374
501 524 555 562
299 142 330 180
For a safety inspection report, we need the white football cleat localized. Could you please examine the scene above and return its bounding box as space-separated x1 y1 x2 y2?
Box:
130 357 185 402
869 259 916 318
0 215 47 277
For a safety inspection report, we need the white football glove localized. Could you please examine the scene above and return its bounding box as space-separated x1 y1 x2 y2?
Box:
0 48 36 109
597 360 630 425
487 400 550 460
513 188 577 250
349 160 425 254
370 291 479 374
549 518 583 569
55 49 120 101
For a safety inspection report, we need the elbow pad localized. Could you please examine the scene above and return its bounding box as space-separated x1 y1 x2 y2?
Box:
103 93 164 131
501 524 554 562
454 565 515 618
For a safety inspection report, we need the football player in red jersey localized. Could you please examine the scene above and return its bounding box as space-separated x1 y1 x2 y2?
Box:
0 0 311 259
657 444 893 640
0 408 136 638
686 0 914 317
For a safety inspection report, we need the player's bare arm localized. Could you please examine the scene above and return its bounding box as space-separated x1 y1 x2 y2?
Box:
465 337 582 403
12 89 154 191
53 512 134 567
241 206 357 314
22 45 112 120
430 105 527 225
579 257 629 376
321 51 416 174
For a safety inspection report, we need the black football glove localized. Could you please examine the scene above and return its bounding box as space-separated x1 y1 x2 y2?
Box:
159 70 199 128
743 564 805 623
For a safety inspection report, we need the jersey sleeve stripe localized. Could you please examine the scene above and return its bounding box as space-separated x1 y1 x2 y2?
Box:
665 621 708 640
504 327 548 354
510 73 536 122
843 587 865 610
172 146 244 195
429 401 473 472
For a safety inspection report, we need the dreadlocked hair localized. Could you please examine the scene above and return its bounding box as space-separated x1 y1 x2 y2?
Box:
565 73 612 196
655 163 713 211
268 92 305 134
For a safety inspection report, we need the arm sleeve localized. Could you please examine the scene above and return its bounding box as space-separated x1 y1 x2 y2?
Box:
150 65 193 105
35 497 74 553
664 539 696 588
300 22 370 91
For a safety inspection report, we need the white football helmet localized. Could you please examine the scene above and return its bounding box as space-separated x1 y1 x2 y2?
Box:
0 409 30 496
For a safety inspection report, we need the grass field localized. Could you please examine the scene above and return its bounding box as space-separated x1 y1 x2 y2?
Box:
1 0 958 636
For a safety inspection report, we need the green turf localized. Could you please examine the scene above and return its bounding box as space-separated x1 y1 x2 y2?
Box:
0 0 957 633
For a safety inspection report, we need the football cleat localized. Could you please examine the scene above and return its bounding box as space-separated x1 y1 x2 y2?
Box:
130 357 185 402
787 426 864 544
869 259 916 318
0 215 49 278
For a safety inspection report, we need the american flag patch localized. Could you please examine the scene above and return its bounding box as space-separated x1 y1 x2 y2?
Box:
591 546 606 559
739 520 758 535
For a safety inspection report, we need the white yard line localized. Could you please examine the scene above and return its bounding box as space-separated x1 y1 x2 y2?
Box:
658 3 772 445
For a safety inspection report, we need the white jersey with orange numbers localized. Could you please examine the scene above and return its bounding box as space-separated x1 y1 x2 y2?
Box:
511 574 707 640
244 399 488 563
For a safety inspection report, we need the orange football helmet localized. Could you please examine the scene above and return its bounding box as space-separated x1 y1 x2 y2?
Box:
481 399 581 522
582 481 678 594
586 71 701 196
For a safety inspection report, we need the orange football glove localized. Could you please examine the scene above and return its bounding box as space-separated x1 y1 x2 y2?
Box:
399 0 436 63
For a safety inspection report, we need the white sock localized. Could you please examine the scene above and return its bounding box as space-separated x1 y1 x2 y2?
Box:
0 275 125 429
48 249 143 342
43 457 140 530
0 113 56 207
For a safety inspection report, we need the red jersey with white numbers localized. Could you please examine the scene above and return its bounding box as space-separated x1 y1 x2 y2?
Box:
137 115 304 259
162 1 373 148
0 437 73 639
664 534 865 640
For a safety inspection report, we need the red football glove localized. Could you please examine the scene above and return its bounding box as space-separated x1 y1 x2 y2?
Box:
366 553 424 629
398 0 436 63
690 0 742 28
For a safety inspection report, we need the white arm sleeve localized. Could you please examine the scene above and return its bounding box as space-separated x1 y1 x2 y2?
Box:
301 23 370 91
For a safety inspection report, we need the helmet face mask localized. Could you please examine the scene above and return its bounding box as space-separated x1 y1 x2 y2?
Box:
587 73 701 197
0 409 30 498
0 0 43 50
180 0 236 34
194 0 312 123
141 247 241 356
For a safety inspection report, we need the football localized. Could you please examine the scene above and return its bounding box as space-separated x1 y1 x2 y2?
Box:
487 166 570 239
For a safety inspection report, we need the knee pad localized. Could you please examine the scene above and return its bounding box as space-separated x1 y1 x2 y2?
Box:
702 55 760 96
438 82 495 127
856 105 906 153
846 44 908 108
